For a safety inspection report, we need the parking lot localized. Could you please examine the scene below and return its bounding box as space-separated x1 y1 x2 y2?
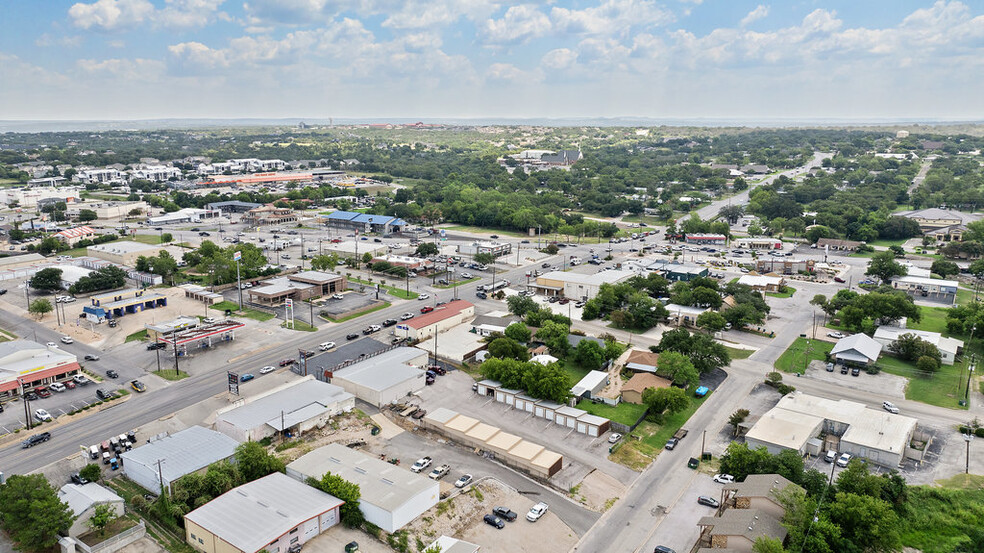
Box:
643 472 729 553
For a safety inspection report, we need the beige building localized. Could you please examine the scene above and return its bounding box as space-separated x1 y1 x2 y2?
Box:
242 205 298 226
620 372 671 404
247 271 347 306
54 226 97 246
532 269 634 300
87 241 163 266
66 201 149 220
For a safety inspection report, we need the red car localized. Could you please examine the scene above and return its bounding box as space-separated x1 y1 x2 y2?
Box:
34 386 52 398
834 277 846 283
420 306 434 314
330 238 342 243
279 358 295 367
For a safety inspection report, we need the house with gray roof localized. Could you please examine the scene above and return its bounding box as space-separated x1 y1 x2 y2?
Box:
830 333 882 365
58 483 125 537
697 508 787 552
120 426 239 494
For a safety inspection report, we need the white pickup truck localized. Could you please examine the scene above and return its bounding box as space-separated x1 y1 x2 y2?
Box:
410 457 433 473
428 464 450 480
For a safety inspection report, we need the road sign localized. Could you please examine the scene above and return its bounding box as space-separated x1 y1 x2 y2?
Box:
285 299 293 308
233 250 242 261
227 371 240 396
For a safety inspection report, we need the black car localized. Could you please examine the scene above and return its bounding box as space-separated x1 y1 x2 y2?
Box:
346 333 359 340
71 473 89 485
23 391 38 401
475 291 488 299
96 389 113 400
21 432 51 448
382 319 398 327
483 514 505 529
0 289 7 295
492 506 517 522
851 367 861 377
147 342 166 350
654 547 677 553
106 369 119 379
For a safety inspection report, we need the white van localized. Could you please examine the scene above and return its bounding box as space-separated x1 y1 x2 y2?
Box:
89 445 100 459
319 342 336 351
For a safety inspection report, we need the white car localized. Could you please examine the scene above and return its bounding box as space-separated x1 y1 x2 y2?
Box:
460 272 473 279
49 382 66 393
608 433 622 444
46 341 57 347
526 502 548 522
417 293 430 301
60 336 74 344
410 457 432 473
882 401 899 414
259 366 275 374
713 474 735 484
331 293 344 300
827 332 846 339
836 453 852 467
454 474 473 488
34 408 53 422
319 342 336 351
400 312 414 320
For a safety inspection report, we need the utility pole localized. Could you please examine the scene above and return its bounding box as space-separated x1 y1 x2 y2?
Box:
156 459 166 495
20 380 32 430
171 329 179 377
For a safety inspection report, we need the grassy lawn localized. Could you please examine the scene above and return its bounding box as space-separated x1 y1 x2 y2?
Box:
868 238 908 248
577 400 648 426
723 346 754 360
766 286 797 298
876 356 969 410
321 301 392 323
210 301 276 322
349 277 419 299
610 391 711 470
433 277 481 289
130 234 165 245
908 306 950 334
443 225 529 238
282 320 318 332
956 286 977 306
152 369 190 381
774 337 833 374
899 482 984 553
559 359 591 385
124 329 147 342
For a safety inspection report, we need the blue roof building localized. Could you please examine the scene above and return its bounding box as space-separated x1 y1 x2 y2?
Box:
322 211 406 235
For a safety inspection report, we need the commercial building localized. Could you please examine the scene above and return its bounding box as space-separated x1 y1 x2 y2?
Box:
242 205 298 226
873 326 963 365
76 169 125 184
0 341 81 399
755 258 815 275
422 408 564 478
531 269 634 299
664 303 709 327
87 241 163 266
247 271 347 306
400 300 475 341
744 392 918 467
147 208 222 226
58 483 125 538
370 254 433 272
640 261 708 282
891 275 958 304
130 165 181 181
205 200 263 213
323 211 406 235
457 241 512 258
620 372 671 404
184 472 343 553
65 200 149 220
54 226 97 246
896 208 982 232
144 316 201 341
685 234 727 245
82 289 168 322
470 314 519 337
214 378 355 442
737 274 785 292
120 426 239 493
326 347 428 407
816 237 862 251
733 237 782 250
286 444 439 533
831 334 883 366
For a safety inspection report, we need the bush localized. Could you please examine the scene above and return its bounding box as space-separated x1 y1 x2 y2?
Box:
916 355 940 374
976 428 984 438
776 383 796 395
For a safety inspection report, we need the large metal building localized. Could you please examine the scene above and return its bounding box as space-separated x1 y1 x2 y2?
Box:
120 426 239 493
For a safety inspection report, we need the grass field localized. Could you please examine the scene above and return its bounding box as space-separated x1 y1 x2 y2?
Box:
321 301 391 323
443 225 529 238
876 356 969 410
899 483 984 553
576 400 648 426
559 359 591 385
282 320 317 332
766 286 797 298
908 306 950 334
209 301 276 322
774 337 833 374
124 329 147 343
610 391 711 470
723 346 754 360
349 277 419 299
152 370 189 381
956 286 977 306
867 238 908 248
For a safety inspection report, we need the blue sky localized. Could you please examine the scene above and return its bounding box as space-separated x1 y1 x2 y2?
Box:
2 0 983 121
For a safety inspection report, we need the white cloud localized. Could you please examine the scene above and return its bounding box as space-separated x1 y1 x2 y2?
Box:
550 0 673 36
68 0 154 31
740 5 769 27
69 0 225 31
76 57 167 79
482 4 552 45
382 0 499 29
486 62 541 82
35 34 85 48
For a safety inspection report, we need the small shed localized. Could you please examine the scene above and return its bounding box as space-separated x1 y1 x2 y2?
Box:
571 370 609 399
576 413 610 437
555 406 587 429
531 450 564 478
514 394 539 413
534 400 563 420
476 379 500 397
496 387 522 407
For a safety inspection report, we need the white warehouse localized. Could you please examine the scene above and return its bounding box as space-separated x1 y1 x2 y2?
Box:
327 347 428 407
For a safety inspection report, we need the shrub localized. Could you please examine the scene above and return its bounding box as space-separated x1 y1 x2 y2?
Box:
976 428 984 438
776 383 796 395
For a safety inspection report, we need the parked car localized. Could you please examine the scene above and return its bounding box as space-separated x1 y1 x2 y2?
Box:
825 362 835 372
49 382 66 393
664 438 679 450
260 366 275 374
34 408 53 422
824 450 838 463
411 409 427 419
331 293 344 300
425 374 435 385
84 354 100 361
827 332 846 339
851 367 861 377
64 380 76 389
400 312 414 320
697 496 720 508
834 276 846 283
71 473 89 486
240 374 255 383
454 474 473 488
60 336 74 344
836 453 852 467
883 401 900 414
279 358 295 367
493 506 517 522
106 369 119 379
96 389 113 400
712 474 735 484
653 546 677 553
34 386 52 398
74 375 90 386
410 457 432 473
147 342 166 350
608 433 622 444
346 333 359 340
526 502 548 522
840 365 849 375
483 514 505 529
21 432 51 449
428 464 450 480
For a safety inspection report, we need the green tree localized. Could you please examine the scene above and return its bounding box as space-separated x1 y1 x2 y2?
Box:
149 251 179 279
506 294 538 316
718 204 745 224
134 255 151 272
535 320 570 357
888 333 942 366
307 473 364 528
361 252 373 264
655 351 699 387
641 386 689 422
86 503 116 535
29 267 63 290
77 209 98 222
36 237 64 255
572 339 605 369
696 311 727 332
474 253 495 266
865 250 907 283
930 259 959 278
29 299 53 319
160 232 173 243
487 337 530 361
503 322 531 343
805 225 833 244
311 253 340 272
234 442 285 483
414 242 439 256
79 463 102 483
728 409 750 436
752 537 786 553
654 328 730 374
916 355 940 374
0 474 76 552
827 492 902 553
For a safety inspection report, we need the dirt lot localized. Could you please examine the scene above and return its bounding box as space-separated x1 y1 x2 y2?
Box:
572 469 626 512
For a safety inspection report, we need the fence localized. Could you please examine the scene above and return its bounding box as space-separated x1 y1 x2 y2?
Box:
72 520 146 553
296 341 408 381
609 407 650 435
